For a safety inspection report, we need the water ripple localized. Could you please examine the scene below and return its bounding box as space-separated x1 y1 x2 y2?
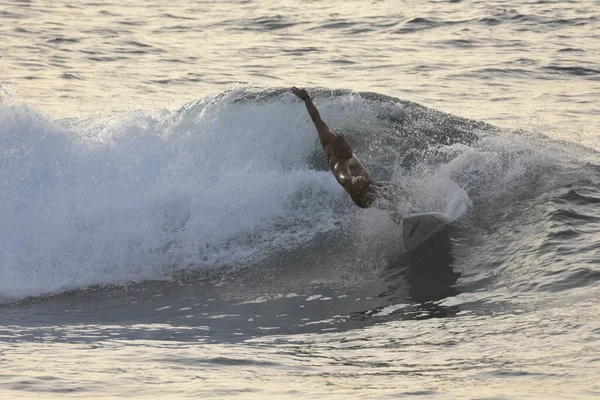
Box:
543 65 600 78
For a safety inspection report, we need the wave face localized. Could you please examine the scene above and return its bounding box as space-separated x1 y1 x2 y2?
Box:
0 88 593 302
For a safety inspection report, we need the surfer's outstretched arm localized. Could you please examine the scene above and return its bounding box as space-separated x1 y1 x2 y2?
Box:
291 86 335 149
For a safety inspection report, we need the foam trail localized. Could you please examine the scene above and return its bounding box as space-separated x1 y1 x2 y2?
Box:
0 92 346 301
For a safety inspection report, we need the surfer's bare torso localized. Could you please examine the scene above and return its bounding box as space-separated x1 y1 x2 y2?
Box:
291 86 396 209
326 145 373 206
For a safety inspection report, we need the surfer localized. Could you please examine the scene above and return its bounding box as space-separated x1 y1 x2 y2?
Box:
291 86 400 212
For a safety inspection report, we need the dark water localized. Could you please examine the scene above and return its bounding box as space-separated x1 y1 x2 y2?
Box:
1 0 599 398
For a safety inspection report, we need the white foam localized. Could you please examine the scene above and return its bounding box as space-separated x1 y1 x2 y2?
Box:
0 92 346 301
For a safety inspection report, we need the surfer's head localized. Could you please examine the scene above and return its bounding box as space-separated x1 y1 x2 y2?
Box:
330 135 353 160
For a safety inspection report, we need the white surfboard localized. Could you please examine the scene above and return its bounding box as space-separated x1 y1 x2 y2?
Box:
402 212 449 252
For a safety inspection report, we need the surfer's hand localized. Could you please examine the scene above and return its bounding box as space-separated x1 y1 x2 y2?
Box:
291 86 310 100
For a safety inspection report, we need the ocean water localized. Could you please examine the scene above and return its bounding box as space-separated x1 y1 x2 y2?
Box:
1 0 599 398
